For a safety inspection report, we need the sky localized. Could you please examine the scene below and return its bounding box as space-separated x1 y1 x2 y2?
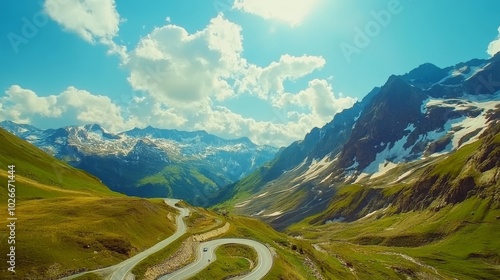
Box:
1 0 500 147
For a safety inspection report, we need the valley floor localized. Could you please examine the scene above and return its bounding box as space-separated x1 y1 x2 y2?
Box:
288 197 500 279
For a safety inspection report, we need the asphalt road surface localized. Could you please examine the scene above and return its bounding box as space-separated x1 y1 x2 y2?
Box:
159 238 273 280
62 199 272 280
108 199 190 280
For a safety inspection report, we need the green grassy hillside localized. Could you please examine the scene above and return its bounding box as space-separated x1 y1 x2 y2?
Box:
136 163 227 206
0 128 339 280
133 203 350 280
0 128 117 199
286 124 500 279
188 244 258 280
0 129 178 279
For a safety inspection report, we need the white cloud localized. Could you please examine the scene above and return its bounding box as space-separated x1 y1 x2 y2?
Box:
127 15 244 104
102 38 129 62
487 26 500 56
0 85 136 132
57 87 129 131
127 96 188 128
44 0 128 61
3 13 357 147
121 15 354 146
233 0 319 27
238 54 326 99
45 0 120 43
0 81 355 147
275 79 356 121
2 85 61 118
169 103 317 147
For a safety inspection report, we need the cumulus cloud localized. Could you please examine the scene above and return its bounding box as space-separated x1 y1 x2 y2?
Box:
122 79 355 147
45 0 120 42
44 0 128 61
238 54 326 99
127 16 326 105
2 86 61 119
127 96 188 128
0 81 355 147
487 26 500 56
275 79 356 121
127 15 244 105
4 13 357 147
118 15 355 146
121 15 354 146
159 103 318 147
233 0 319 27
0 85 135 132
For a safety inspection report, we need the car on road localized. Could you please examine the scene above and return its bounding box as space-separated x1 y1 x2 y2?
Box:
203 248 208 252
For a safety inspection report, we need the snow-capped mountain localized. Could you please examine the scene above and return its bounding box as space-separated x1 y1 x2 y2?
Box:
0 122 278 206
226 53 500 229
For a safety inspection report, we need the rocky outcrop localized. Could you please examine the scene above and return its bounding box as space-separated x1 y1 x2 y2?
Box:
143 223 231 280
143 237 196 280
192 222 230 242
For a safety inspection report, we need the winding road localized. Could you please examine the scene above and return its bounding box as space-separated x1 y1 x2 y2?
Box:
108 199 190 280
159 238 273 280
62 198 273 280
62 199 189 280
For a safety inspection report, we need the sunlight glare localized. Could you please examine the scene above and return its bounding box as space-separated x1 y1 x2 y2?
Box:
234 0 320 27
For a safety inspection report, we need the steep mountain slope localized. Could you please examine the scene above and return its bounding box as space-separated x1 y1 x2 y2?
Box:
0 128 179 279
132 202 353 280
0 127 116 198
287 123 500 279
0 122 278 206
216 87 380 204
222 54 500 229
0 128 337 280
303 122 500 224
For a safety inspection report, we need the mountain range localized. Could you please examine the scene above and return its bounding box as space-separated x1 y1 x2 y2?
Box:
2 54 499 222
0 127 320 279
221 53 500 229
1 53 499 279
0 121 278 206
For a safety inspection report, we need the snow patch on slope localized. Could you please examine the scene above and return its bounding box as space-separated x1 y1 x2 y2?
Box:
370 161 399 179
263 211 283 217
255 192 268 198
425 93 500 149
362 93 499 177
319 173 333 184
362 125 414 176
434 62 489 87
390 170 413 184
296 155 335 182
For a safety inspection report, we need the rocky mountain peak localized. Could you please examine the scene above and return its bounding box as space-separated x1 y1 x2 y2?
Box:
226 54 500 228
0 121 278 206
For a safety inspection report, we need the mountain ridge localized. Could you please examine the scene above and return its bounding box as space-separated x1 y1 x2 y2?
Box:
0 128 323 280
221 54 500 229
0 121 278 206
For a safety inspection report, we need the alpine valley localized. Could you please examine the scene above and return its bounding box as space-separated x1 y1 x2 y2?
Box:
214 54 500 278
0 121 278 206
221 53 500 230
1 54 499 279
4 1 500 279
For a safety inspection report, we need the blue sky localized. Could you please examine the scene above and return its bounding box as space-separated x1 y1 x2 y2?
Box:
1 0 500 147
